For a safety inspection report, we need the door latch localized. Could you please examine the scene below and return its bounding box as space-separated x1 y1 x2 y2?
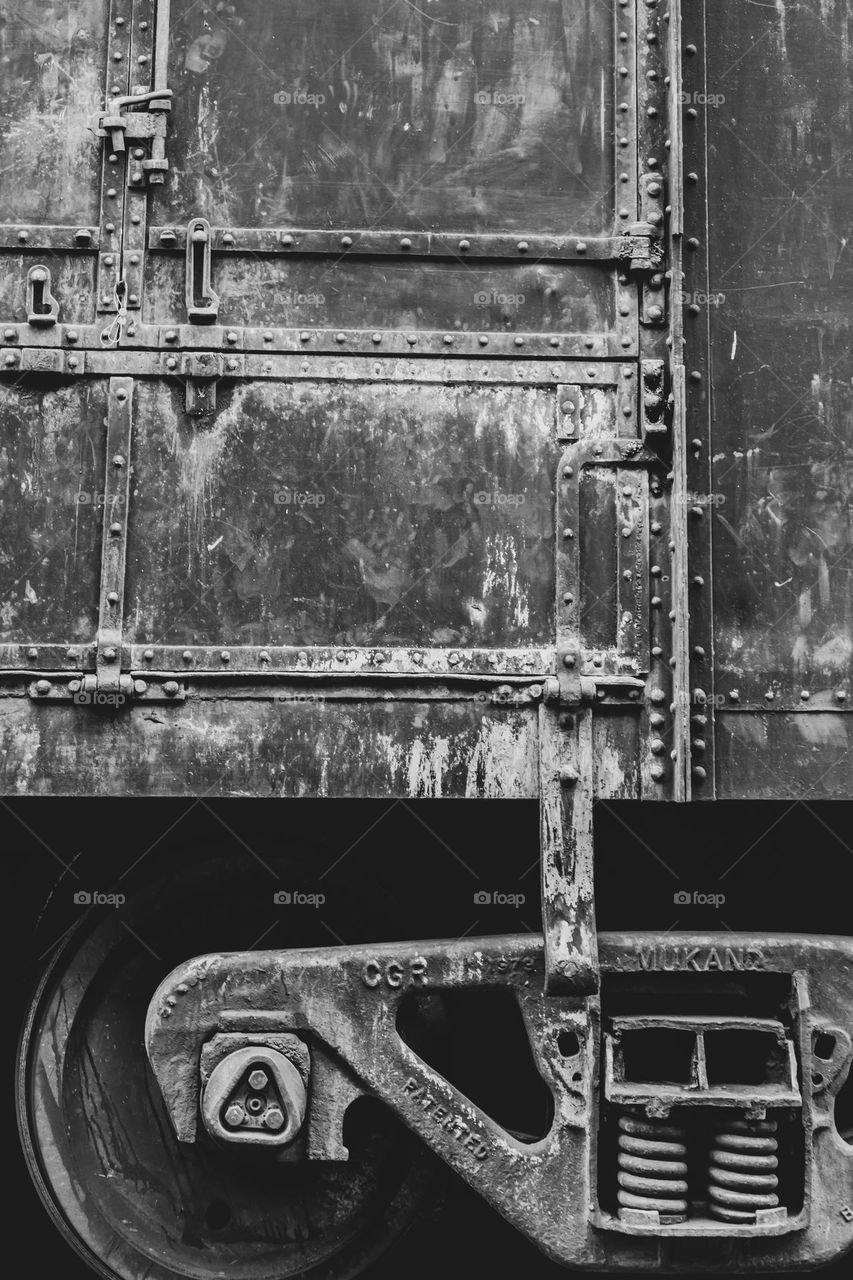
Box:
95 90 173 184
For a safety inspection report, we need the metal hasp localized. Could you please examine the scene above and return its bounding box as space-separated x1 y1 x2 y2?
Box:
147 932 853 1270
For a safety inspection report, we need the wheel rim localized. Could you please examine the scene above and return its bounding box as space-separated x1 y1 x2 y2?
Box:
18 859 436 1280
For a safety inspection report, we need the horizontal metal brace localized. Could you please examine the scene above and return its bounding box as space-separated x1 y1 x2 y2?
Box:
0 225 99 251
151 225 656 264
1 347 85 374
26 674 186 706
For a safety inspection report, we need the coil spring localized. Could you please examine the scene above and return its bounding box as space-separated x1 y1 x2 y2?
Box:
616 1113 689 1222
708 1118 780 1222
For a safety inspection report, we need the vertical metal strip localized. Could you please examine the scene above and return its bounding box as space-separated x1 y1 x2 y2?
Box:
679 0 716 795
616 466 649 669
96 378 134 693
539 703 597 995
97 0 133 314
122 0 159 332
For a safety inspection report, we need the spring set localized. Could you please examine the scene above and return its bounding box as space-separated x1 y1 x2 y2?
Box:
616 1111 784 1225
616 1114 690 1223
708 1118 780 1223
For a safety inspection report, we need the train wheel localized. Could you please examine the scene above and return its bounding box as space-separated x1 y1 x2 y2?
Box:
18 859 438 1280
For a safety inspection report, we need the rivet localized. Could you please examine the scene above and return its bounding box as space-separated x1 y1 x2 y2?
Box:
133 679 147 694
300 331 310 342
576 241 587 253
458 239 470 251
764 690 775 701
625 570 635 582
685 43 697 55
443 334 454 345
479 335 489 345
651 644 663 657
110 522 122 535
166 356 177 369
563 528 574 540
372 332 382 343
164 329 178 342
562 592 574 604
143 648 154 661
514 336 524 346
563 653 576 669
67 356 79 369
107 591 119 604
107 187 117 197
3 327 16 341
692 575 705 587
341 235 353 248
729 690 740 703
3 354 15 366
226 358 238 371
693 646 706 659
68 679 82 694
399 237 412 250
650 713 665 728
226 331 238 344
562 465 573 478
182 650 193 663
407 334 417 344
102 647 117 661
650 765 665 782
692 738 706 753
835 690 847 702
690 505 704 518
448 652 459 666
628 689 640 700
650 563 662 575
651 595 662 607
549 336 560 348
516 240 529 252
687 106 698 118
220 650 231 662
800 689 810 701
687 237 700 249
35 680 52 696
692 766 707 782
222 233 235 245
650 739 665 755
650 688 666 705
687 172 699 184
560 768 578 786
647 305 664 321
113 454 125 467
335 332 346 343
263 331 274 342
103 254 115 266
622 527 633 539
281 234 294 247
688 303 700 315
164 680 180 697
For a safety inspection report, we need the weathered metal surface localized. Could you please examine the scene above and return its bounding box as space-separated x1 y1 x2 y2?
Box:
0 697 540 796
145 930 853 1267
705 0 852 711
0 379 105 646
124 377 561 649
155 0 619 236
714 712 852 800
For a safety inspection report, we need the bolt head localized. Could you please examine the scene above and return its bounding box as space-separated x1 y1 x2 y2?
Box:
224 1104 245 1128
163 680 180 696
264 1106 285 1131
102 647 117 661
248 1069 269 1091
35 680 52 696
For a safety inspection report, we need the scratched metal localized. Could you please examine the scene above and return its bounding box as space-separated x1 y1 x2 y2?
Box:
706 0 853 707
124 378 559 648
156 0 615 234
0 253 99 326
143 253 617 337
0 379 105 645
0 0 107 225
